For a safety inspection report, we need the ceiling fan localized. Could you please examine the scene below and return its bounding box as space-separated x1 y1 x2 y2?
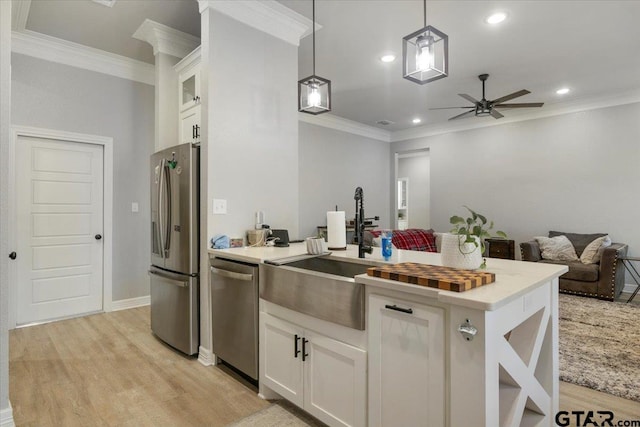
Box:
431 74 544 121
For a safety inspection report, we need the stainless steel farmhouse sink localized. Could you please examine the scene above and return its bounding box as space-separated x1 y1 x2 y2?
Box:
260 255 382 330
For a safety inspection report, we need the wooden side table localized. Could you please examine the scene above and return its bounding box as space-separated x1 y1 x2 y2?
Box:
485 239 516 260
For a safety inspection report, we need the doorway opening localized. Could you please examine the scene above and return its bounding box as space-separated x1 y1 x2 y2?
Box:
393 149 430 230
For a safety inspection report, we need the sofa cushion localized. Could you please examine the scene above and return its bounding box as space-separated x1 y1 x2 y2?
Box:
370 229 437 252
580 235 612 264
549 231 607 257
535 235 578 261
539 259 599 282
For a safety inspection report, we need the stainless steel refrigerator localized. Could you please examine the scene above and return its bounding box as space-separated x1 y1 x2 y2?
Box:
149 143 199 355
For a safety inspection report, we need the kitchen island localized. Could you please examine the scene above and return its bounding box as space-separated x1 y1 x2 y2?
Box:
209 244 567 427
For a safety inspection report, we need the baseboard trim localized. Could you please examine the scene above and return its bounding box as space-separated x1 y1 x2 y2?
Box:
198 346 214 366
111 295 150 312
0 402 15 427
623 283 638 294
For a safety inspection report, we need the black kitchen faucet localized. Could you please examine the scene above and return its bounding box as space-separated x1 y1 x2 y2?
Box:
354 187 375 258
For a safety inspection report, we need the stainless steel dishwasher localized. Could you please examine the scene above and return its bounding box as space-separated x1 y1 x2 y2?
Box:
210 257 259 381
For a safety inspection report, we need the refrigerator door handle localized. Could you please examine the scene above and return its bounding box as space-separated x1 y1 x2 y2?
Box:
157 158 166 259
148 268 189 287
164 161 172 256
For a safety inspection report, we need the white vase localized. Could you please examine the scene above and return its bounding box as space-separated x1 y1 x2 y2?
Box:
440 233 483 270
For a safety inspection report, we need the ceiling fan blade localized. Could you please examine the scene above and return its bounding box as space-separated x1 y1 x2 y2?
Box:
491 89 531 104
490 109 504 119
493 102 544 108
448 109 476 121
429 107 476 110
458 94 480 104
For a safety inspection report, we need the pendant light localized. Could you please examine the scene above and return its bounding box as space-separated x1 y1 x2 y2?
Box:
402 0 448 85
298 0 331 114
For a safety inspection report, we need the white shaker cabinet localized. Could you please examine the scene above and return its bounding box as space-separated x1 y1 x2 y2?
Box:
175 47 201 145
180 107 200 145
260 313 367 427
368 294 446 427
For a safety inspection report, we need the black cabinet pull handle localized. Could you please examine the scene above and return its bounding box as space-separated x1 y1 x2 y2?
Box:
294 334 300 358
195 124 200 138
302 338 309 362
385 304 413 314
9 252 16 260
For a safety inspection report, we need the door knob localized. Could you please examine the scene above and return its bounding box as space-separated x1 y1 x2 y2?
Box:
9 252 16 260
95 234 102 240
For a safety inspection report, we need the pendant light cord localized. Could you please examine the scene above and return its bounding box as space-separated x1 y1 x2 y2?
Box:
312 0 316 76
423 0 427 27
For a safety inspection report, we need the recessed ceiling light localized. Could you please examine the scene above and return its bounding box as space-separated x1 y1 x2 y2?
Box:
380 54 396 63
556 87 570 95
486 12 507 24
412 118 422 124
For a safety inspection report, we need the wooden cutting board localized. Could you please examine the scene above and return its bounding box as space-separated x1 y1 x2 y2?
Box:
366 262 495 292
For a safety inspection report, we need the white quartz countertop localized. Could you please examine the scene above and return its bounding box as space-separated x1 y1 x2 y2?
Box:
209 243 568 311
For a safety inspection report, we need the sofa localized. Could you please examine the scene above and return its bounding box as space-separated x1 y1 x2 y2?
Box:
365 229 441 252
520 231 628 301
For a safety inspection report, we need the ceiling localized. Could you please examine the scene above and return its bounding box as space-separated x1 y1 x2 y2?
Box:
14 0 640 133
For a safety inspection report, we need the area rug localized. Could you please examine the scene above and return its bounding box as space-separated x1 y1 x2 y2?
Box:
559 293 640 402
229 400 325 427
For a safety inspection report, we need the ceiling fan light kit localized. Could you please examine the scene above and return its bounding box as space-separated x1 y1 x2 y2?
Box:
299 0 331 115
402 0 448 85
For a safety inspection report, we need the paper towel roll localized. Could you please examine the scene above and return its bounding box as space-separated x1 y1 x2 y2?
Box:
327 211 347 250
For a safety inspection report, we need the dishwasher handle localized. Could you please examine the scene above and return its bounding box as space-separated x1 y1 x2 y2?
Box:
210 266 253 282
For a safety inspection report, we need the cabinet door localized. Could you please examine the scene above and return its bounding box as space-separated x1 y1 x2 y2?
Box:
179 68 200 112
304 330 367 427
260 314 304 407
180 107 200 145
368 295 445 427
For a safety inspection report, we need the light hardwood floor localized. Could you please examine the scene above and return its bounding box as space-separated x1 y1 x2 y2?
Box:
10 303 640 426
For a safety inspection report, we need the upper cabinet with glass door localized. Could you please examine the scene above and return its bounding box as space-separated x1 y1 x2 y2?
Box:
176 46 201 113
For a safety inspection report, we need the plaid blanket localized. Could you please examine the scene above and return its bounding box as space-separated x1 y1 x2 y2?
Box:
370 229 437 252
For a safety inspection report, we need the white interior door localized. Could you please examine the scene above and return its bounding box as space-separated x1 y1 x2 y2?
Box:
16 135 104 325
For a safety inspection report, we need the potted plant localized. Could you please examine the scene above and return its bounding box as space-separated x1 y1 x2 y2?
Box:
441 206 507 269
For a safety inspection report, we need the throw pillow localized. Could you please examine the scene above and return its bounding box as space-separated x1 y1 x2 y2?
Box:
580 235 612 264
535 235 579 261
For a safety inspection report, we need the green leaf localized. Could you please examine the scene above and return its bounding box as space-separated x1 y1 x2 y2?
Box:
496 231 508 239
472 225 482 236
477 213 487 224
450 215 465 225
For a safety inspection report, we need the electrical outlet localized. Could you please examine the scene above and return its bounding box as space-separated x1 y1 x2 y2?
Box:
213 199 227 214
131 202 139 213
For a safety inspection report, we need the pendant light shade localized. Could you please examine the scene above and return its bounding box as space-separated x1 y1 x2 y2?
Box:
299 0 331 114
299 75 331 114
402 0 448 85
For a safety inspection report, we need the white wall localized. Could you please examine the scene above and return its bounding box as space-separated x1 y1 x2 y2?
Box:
11 54 155 301
397 153 430 229
0 0 12 421
203 11 299 241
298 122 391 239
391 102 640 258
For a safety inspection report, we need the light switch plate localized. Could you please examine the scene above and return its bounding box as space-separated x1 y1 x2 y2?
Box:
131 202 139 213
213 199 227 214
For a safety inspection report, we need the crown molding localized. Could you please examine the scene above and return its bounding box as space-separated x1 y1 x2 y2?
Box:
299 113 391 142
12 30 155 85
91 0 117 7
132 19 200 59
198 0 313 46
390 89 640 142
11 0 31 31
